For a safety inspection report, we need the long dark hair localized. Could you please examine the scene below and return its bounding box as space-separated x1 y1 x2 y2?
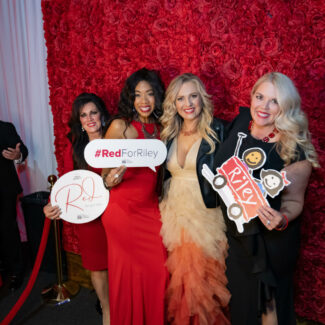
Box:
67 93 110 169
116 68 165 128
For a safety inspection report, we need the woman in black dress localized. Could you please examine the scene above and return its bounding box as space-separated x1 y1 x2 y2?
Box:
214 72 319 325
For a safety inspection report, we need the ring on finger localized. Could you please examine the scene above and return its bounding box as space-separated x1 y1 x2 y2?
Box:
114 174 119 179
267 220 270 225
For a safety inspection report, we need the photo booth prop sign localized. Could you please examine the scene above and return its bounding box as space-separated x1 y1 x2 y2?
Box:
202 132 290 233
84 139 167 172
50 170 109 224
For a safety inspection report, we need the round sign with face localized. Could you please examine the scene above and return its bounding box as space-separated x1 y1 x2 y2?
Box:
50 170 109 224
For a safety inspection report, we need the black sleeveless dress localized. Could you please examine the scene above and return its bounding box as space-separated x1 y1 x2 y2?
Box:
215 107 305 325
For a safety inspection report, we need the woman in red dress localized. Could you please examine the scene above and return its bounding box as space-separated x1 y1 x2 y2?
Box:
44 93 110 325
102 68 169 325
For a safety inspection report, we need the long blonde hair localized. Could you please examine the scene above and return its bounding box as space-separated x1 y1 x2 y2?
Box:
160 73 218 152
251 72 319 167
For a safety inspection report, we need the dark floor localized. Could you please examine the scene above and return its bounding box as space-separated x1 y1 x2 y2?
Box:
0 247 322 325
1 270 322 325
0 271 102 325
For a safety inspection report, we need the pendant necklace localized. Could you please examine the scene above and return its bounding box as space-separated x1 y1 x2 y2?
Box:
140 121 158 139
248 120 278 143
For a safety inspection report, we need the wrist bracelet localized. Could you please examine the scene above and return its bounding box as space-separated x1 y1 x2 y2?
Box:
275 214 288 231
102 174 111 190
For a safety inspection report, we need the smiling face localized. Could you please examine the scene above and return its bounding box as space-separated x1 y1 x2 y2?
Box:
260 169 285 198
263 174 281 190
79 102 102 140
250 81 281 129
175 81 202 122
134 80 155 123
242 148 266 170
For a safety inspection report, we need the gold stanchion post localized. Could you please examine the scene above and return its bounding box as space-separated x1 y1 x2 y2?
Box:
41 175 80 303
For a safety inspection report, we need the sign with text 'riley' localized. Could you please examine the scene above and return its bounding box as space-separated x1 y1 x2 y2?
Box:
50 170 109 224
84 139 167 172
202 132 291 233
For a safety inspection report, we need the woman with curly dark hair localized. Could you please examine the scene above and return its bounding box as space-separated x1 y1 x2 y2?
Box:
43 93 110 325
101 68 169 325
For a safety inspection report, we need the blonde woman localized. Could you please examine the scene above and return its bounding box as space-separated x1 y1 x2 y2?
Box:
159 73 230 325
214 72 319 325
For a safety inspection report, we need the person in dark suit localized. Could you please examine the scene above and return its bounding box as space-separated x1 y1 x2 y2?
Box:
0 120 28 290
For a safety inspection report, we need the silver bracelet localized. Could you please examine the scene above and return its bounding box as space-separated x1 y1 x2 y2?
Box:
102 174 111 190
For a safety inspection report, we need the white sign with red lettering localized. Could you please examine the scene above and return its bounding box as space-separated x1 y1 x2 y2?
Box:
84 139 167 172
50 170 109 224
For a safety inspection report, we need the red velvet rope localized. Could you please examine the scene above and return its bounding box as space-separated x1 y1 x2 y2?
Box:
1 218 51 325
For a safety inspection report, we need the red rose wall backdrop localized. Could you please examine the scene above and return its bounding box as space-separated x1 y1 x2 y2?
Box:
42 0 325 322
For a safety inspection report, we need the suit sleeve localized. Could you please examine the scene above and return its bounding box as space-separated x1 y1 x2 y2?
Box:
9 123 28 162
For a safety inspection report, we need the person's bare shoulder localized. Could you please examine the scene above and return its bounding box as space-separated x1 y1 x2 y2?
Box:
105 119 137 139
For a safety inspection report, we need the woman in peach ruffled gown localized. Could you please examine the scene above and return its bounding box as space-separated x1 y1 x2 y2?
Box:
159 73 230 325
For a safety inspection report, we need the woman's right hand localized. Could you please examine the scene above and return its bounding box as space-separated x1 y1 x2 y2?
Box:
43 203 61 220
103 165 127 188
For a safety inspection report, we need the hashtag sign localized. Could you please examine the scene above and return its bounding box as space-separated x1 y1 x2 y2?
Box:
95 149 101 158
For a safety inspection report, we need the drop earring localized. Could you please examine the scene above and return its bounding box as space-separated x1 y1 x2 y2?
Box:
133 107 138 119
81 126 85 132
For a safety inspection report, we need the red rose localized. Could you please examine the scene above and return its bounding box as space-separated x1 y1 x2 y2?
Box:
117 25 131 45
260 37 280 57
222 0 237 9
48 22 59 37
310 8 325 34
156 43 170 63
210 16 228 36
222 59 242 81
153 18 169 32
288 8 306 28
230 19 256 44
161 63 180 81
61 110 71 125
196 0 215 14
74 18 88 33
276 59 295 77
164 0 177 10
254 62 274 79
308 58 325 79
105 9 119 25
144 0 160 17
122 7 137 25
200 55 217 78
210 41 224 58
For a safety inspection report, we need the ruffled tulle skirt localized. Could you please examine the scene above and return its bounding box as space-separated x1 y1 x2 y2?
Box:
160 177 230 325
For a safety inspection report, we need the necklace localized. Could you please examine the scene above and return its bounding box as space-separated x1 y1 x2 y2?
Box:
248 120 278 143
140 121 158 139
180 128 198 136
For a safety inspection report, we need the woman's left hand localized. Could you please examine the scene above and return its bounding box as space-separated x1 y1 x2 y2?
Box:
257 205 284 230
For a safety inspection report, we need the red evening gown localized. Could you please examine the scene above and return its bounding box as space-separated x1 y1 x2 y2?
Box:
61 141 107 271
102 121 168 325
